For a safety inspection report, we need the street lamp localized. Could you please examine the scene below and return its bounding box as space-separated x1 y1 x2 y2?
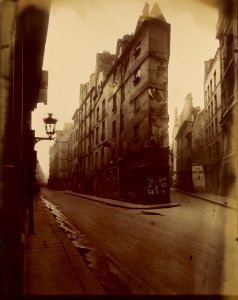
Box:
35 113 58 144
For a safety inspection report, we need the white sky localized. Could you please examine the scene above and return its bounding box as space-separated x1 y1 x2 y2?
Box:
32 0 219 177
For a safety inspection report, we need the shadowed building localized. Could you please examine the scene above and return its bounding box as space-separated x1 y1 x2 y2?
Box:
74 2 171 203
216 0 238 197
0 0 51 294
170 108 180 187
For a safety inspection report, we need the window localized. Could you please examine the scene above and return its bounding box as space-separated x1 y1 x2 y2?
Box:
120 113 124 131
133 68 140 85
84 140 87 155
134 124 140 140
112 94 117 112
214 71 216 89
212 143 216 160
134 42 141 57
216 141 219 158
102 99 106 116
134 97 140 113
214 94 217 111
112 121 116 138
211 122 214 139
96 107 99 122
85 103 87 117
95 127 99 145
95 152 98 169
121 85 125 102
211 100 213 116
210 79 212 95
101 121 105 141
215 117 218 135
100 148 104 167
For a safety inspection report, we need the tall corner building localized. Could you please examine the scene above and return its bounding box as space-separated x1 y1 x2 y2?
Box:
77 2 171 203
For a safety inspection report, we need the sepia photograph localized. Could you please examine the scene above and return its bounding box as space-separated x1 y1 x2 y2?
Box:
1 0 238 297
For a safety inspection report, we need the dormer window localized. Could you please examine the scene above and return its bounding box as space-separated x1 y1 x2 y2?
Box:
133 68 141 85
134 42 141 57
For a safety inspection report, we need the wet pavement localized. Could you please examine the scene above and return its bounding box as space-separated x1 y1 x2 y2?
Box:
25 193 105 295
25 188 238 295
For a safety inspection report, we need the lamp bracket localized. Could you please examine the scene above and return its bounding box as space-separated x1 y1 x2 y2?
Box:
34 136 54 145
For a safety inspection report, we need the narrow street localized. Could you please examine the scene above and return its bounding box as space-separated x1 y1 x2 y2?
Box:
39 188 238 295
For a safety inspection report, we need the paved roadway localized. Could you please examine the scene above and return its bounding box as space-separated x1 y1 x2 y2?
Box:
41 188 238 295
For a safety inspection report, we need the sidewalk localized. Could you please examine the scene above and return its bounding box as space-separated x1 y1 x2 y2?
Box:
66 191 180 209
67 189 237 210
25 189 237 296
25 193 105 295
173 188 237 210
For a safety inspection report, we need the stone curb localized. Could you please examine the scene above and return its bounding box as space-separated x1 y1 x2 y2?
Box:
174 189 237 211
66 191 180 210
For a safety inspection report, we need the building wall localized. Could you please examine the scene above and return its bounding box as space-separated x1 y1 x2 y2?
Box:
170 108 179 187
48 124 73 189
216 0 238 197
176 94 201 192
204 48 223 194
0 0 51 294
74 4 171 203
72 108 79 191
192 110 206 192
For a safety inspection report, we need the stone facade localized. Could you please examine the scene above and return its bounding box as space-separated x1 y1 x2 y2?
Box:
72 3 171 203
216 0 238 197
203 48 223 194
48 123 73 189
175 93 202 192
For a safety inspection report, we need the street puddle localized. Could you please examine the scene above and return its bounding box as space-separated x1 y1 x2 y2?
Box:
41 194 132 294
140 211 165 216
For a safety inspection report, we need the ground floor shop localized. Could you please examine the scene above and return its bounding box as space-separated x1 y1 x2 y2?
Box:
77 148 170 203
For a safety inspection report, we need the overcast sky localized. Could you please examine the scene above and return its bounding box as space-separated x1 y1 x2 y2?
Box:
32 0 219 177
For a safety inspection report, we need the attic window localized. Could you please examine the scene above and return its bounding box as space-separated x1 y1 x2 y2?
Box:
134 42 141 57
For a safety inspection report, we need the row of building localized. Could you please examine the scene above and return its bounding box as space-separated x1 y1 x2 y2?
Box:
171 0 238 197
48 2 171 203
48 0 238 202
